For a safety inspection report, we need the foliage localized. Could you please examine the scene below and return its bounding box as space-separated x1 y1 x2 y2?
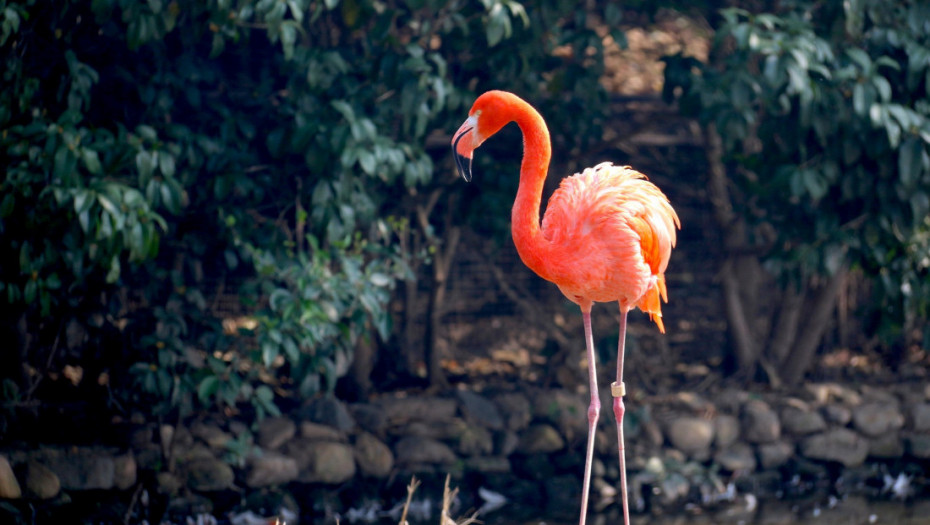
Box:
664 0 930 377
0 0 614 433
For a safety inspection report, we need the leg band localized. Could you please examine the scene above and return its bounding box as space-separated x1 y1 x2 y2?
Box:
610 381 626 397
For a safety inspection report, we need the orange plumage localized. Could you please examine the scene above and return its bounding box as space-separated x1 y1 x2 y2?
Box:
452 90 679 525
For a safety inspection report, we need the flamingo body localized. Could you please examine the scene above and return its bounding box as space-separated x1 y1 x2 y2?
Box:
538 162 677 328
452 90 679 525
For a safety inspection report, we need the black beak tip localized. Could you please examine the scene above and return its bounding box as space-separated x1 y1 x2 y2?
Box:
452 126 474 182
453 150 473 182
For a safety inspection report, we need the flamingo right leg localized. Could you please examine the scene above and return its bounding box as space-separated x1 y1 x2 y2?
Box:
579 308 599 525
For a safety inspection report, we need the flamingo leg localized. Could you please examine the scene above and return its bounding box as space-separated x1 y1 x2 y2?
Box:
612 308 631 525
579 308 599 525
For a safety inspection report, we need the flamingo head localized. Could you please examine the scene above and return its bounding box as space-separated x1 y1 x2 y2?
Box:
451 91 513 182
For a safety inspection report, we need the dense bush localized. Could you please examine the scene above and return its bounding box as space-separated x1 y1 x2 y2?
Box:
664 0 930 383
0 0 612 433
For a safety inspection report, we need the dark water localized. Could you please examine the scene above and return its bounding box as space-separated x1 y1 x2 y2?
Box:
501 497 930 525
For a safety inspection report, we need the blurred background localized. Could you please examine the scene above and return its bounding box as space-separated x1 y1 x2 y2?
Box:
0 0 928 523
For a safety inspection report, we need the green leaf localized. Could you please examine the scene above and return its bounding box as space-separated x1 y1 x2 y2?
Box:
197 376 220 403
358 149 375 175
261 341 279 368
158 152 176 177
846 48 872 70
136 150 155 181
53 147 76 183
280 20 297 60
331 100 354 121
82 149 102 174
0 193 14 218
97 193 119 218
898 137 923 187
269 288 293 311
24 279 36 303
105 256 121 283
369 272 391 287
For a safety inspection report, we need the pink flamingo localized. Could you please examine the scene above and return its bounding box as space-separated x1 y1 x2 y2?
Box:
452 90 679 525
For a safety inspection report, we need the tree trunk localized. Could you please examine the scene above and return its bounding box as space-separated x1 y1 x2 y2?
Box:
779 268 847 385
417 189 459 390
768 285 804 366
703 123 763 377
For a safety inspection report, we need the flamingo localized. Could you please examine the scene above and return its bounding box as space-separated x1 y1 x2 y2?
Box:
451 90 679 525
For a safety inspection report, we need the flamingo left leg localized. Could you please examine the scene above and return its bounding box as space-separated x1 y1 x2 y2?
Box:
612 308 631 525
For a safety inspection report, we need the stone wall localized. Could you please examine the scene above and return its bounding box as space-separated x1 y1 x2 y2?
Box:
1 381 928 519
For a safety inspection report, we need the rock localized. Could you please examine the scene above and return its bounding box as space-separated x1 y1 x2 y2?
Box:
642 419 665 447
781 406 827 435
166 493 213 517
245 451 299 487
821 403 852 425
867 432 904 459
456 389 505 430
401 418 468 441
806 383 861 405
852 402 904 437
713 414 740 448
455 424 494 456
800 428 869 467
135 448 162 472
906 433 930 458
496 430 520 456
393 436 457 466
742 400 781 444
530 388 587 442
257 416 297 450
114 453 137 490
376 396 458 425
129 424 157 450
285 439 356 483
463 456 511 473
659 472 690 506
23 461 59 499
0 455 22 499
910 403 930 432
302 397 356 431
185 457 235 491
350 403 390 435
492 392 532 431
190 421 232 450
44 448 115 490
300 421 346 442
164 425 195 456
517 424 565 454
714 388 751 413
353 432 393 478
175 445 216 470
666 417 714 457
714 443 756 472
757 441 794 470
156 471 183 495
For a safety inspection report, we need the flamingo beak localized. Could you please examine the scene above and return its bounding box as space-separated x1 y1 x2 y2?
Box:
451 117 477 182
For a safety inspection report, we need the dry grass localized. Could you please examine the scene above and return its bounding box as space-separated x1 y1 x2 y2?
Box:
398 475 480 525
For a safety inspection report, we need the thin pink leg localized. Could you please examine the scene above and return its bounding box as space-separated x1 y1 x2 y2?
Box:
613 308 630 525
578 308 599 525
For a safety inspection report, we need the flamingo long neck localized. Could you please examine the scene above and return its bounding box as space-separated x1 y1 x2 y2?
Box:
508 98 553 281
